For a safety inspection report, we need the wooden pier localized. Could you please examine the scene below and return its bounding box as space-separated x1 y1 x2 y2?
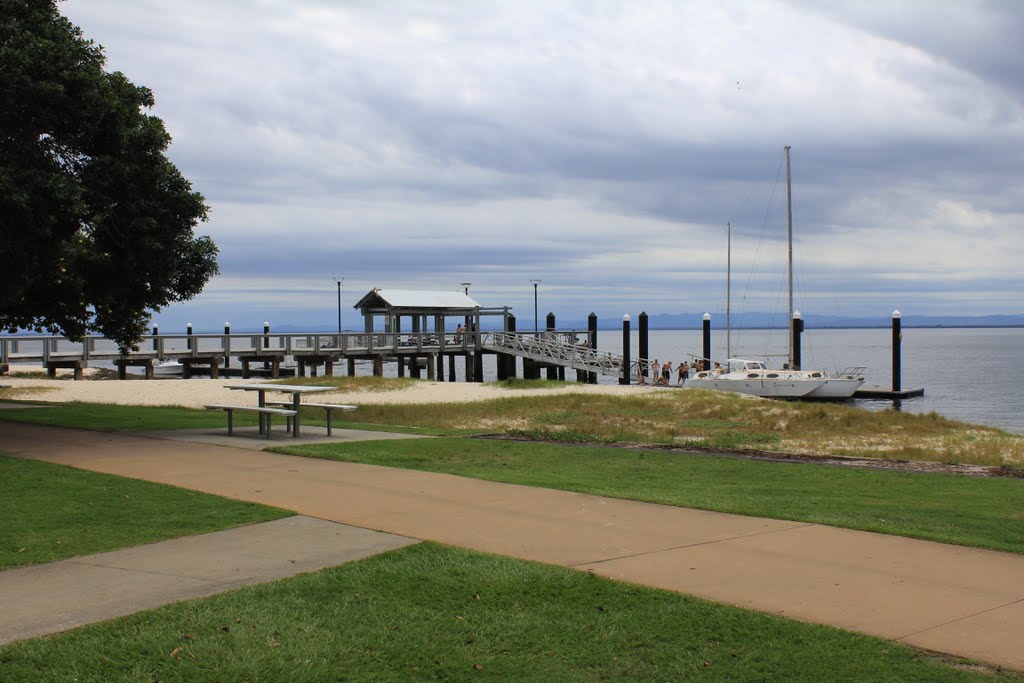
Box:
0 328 619 382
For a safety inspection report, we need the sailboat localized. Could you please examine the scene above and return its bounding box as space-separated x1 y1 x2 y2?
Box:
687 147 865 400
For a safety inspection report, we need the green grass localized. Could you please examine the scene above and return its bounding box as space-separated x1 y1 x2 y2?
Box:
0 543 1013 682
0 454 292 568
275 438 1024 554
0 401 462 436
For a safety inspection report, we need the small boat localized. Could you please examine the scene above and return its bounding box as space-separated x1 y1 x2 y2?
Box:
154 360 184 377
687 358 827 399
802 367 866 399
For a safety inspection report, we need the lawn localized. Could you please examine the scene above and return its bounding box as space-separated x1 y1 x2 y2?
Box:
0 454 291 568
0 543 1014 682
275 437 1024 554
3 390 1022 466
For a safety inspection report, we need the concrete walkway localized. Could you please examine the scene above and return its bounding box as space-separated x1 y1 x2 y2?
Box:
0 516 416 644
2 422 1023 670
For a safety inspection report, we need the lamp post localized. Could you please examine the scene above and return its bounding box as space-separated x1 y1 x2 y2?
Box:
529 279 542 336
460 282 471 295
333 276 344 335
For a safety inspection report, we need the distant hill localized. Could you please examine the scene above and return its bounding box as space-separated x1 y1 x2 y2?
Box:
552 312 1024 331
209 313 1024 334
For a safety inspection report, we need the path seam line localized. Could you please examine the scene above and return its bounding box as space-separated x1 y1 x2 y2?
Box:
895 596 1024 641
568 522 816 567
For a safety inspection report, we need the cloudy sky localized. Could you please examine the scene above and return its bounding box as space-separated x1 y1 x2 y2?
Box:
62 0 1024 331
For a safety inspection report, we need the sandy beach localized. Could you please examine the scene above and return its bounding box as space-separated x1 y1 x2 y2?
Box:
0 370 659 409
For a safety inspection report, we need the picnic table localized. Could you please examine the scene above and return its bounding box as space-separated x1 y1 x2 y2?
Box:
224 383 335 437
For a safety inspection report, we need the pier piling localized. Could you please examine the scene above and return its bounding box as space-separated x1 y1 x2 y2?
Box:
639 311 649 380
620 314 631 385
792 312 803 370
546 312 557 380
702 313 711 370
892 309 902 392
588 313 598 384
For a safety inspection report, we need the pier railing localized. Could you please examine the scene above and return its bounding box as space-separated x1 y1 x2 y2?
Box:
1 329 587 365
482 331 627 378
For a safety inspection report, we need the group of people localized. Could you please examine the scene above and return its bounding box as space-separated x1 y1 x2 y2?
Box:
638 359 690 386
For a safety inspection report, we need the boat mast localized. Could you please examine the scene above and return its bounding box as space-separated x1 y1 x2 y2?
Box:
785 145 794 369
726 221 731 361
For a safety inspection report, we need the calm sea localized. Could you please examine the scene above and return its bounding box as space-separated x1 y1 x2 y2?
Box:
602 327 1024 434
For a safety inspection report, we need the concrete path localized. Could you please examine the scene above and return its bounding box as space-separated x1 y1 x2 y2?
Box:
2 422 1023 670
0 515 416 644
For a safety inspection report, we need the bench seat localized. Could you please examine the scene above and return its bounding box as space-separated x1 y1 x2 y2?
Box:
205 404 297 439
267 402 357 436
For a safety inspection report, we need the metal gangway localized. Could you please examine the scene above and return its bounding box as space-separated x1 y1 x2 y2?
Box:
483 331 627 378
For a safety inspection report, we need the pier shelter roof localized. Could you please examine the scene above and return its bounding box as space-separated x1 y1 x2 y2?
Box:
353 289 481 315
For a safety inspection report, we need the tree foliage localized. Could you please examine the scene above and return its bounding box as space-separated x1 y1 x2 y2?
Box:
0 0 218 351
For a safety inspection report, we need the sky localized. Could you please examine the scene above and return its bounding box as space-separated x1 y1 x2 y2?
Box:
61 0 1024 331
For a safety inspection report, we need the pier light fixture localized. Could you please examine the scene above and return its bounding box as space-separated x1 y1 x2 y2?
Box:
793 311 801 319
622 314 631 322
529 279 542 335
703 312 711 321
461 282 471 295
892 309 901 319
333 276 344 334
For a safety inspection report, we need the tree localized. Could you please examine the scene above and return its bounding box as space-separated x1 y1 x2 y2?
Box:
0 0 218 352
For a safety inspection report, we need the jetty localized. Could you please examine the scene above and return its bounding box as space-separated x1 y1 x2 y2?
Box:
0 289 631 383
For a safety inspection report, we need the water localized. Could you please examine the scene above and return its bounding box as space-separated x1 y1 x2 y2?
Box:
613 327 1024 434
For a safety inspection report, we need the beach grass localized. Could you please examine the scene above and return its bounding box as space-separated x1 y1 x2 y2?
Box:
0 454 291 568
317 388 1024 466
275 437 1024 554
0 542 1013 682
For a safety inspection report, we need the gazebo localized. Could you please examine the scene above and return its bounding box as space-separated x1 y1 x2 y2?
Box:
352 288 507 335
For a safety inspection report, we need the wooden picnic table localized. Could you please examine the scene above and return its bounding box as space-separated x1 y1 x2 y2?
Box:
224 383 334 437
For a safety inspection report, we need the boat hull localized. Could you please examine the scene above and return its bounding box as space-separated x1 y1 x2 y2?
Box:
686 377 826 399
802 377 865 400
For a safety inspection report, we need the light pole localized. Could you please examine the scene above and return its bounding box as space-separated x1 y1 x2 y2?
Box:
529 279 542 335
333 276 344 334
460 282 471 295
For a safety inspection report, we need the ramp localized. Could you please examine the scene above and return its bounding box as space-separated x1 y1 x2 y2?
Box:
483 331 629 378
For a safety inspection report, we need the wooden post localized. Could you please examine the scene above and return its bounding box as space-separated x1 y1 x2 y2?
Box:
702 313 711 371
506 313 517 379
224 322 231 368
448 353 456 382
588 312 597 384
347 358 356 377
473 315 483 382
427 353 436 380
620 314 631 385
791 312 803 370
152 324 159 355
545 312 557 380
639 311 649 380
186 323 193 351
892 309 902 392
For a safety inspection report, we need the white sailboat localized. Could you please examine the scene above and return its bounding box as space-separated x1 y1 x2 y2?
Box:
687 358 828 398
688 146 864 400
